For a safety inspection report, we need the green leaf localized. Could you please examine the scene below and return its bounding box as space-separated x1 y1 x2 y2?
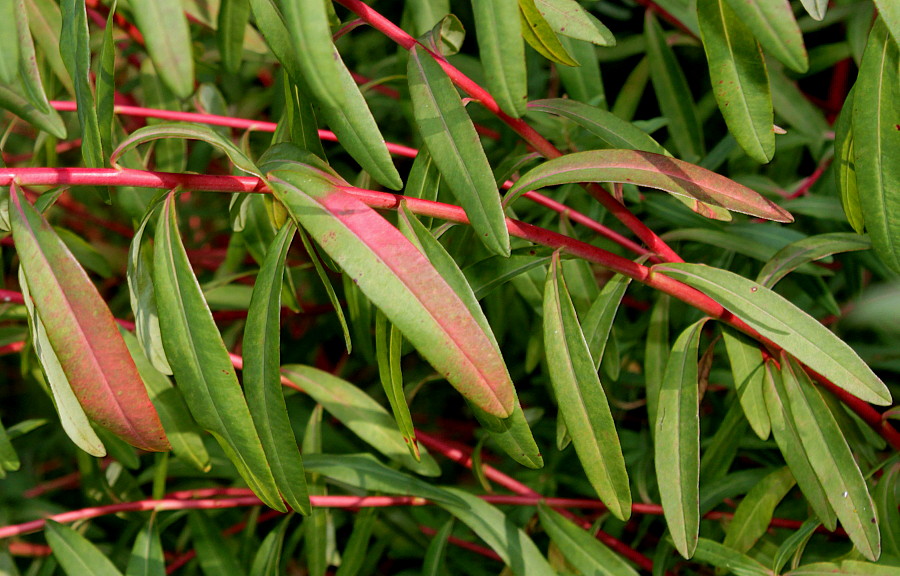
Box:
538 505 640 576
408 44 510 256
0 413 18 476
126 516 164 576
244 221 311 515
249 515 289 576
835 88 865 233
721 327 769 440
472 0 527 117
528 98 670 156
278 0 345 109
11 184 169 452
697 0 774 164
335 508 376 576
777 355 880 560
296 226 351 353
218 0 250 74
469 400 544 469
875 462 900 558
544 252 631 520
60 0 103 167
873 0 900 45
153 191 283 510
45 520 124 576
722 0 807 73
505 150 792 222
769 67 829 148
189 512 247 576
762 360 837 530
533 0 615 46
422 518 454 576
799 0 827 21
645 295 669 442
557 36 606 106
518 0 579 66
0 0 20 84
263 156 516 419
464 248 553 300
374 311 419 461
655 318 707 559
772 518 820 574
96 1 116 162
656 263 891 405
16 0 57 116
853 17 900 274
645 11 704 162
128 0 195 98
690 538 774 576
281 365 440 476
756 233 871 288
787 561 900 576
723 466 795 553
436 487 557 576
582 273 632 371
0 83 66 139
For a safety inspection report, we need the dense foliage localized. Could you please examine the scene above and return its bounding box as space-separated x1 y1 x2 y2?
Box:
0 0 898 575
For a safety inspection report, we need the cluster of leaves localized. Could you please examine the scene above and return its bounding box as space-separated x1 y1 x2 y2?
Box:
0 0 898 575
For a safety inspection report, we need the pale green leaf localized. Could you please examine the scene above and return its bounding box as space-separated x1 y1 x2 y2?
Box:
722 0 808 73
472 0 527 117
538 505 640 576
518 0 579 66
129 0 195 98
278 0 345 109
723 466 796 553
721 327 769 440
757 233 871 288
533 0 615 46
835 88 865 233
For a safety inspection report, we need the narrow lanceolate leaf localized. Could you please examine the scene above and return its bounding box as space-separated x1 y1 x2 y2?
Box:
264 157 515 419
189 512 247 576
645 11 704 162
126 516 164 576
128 0 194 98
538 505 640 576
153 192 282 511
0 82 66 138
11 185 169 452
762 361 837 530
506 150 792 222
218 0 251 74
645 295 670 441
656 263 891 405
528 99 670 156
278 0 345 109
422 519 454 576
250 516 289 576
19 269 106 457
582 273 632 371
722 0 807 73
723 466 796 554
244 222 311 515
655 318 707 559
787 561 900 576
690 538 773 576
873 0 900 45
874 463 900 559
96 1 117 161
756 233 871 288
518 0 579 66
436 488 557 576
799 0 827 21
853 17 900 274
778 355 880 560
408 45 510 256
835 88 865 233
46 520 124 576
0 0 20 83
472 0 527 117
60 0 103 167
721 327 769 440
0 413 18 476
375 311 419 460
17 0 56 115
469 401 543 469
533 0 615 46
698 0 774 164
544 252 631 520
282 365 440 476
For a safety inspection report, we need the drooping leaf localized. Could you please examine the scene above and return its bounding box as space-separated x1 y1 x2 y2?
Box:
518 0 579 66
582 273 632 371
218 0 251 74
777 354 880 560
690 538 774 576
0 83 66 138
263 154 516 419
656 263 891 405
125 515 164 576
655 318 707 559
153 191 283 510
278 0 345 109
505 150 792 222
60 0 103 168
544 252 631 520
533 0 615 46
853 17 900 274
15 0 57 116
645 11 704 162
45 520 124 576
281 365 440 476
472 0 527 117
697 0 774 164
408 44 510 256
723 466 796 553
835 88 865 233
243 221 311 514
11 184 169 452
295 226 351 353
721 327 769 440
189 511 247 576
756 233 871 288
528 98 670 156
128 0 195 98
436 487 557 576
538 505 640 576
469 400 544 469
772 518 820 575
722 0 807 73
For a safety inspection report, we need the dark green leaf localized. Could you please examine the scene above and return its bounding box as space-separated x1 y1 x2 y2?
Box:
128 0 195 98
125 515 164 576
835 88 865 233
218 0 250 74
722 0 808 73
721 327 769 440
538 505 640 576
45 520 124 576
279 0 345 109
690 538 774 576
60 0 103 167
189 511 247 576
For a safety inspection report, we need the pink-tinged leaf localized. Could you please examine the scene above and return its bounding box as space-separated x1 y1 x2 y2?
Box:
505 149 793 223
10 184 169 452
262 152 516 418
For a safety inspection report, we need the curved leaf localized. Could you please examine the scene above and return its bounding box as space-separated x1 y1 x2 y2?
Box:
721 327 769 440
128 0 195 98
11 184 169 452
374 310 419 460
533 0 615 46
658 263 892 405
582 273 632 371
691 538 773 576
518 0 578 66
472 0 527 117
422 518 454 576
756 233 871 288
278 0 345 109
45 520 124 576
655 318 707 559
544 252 631 520
723 466 795 553
799 0 827 21
126 515 164 576
698 0 774 164
264 157 516 418
408 44 510 256
60 0 102 167
835 88 865 233
16 0 55 116
0 82 66 139
281 365 440 477
722 0 808 73
787 561 900 576
218 0 251 74
538 505 640 576
506 150 793 222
